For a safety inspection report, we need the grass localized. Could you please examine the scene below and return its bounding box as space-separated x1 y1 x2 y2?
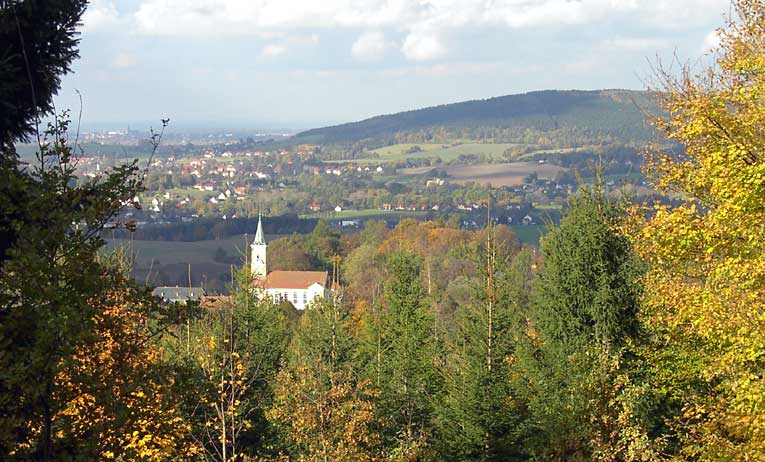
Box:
511 224 547 246
370 143 445 156
518 146 589 160
104 234 260 269
431 162 566 187
331 142 519 164
533 204 563 210
301 209 427 220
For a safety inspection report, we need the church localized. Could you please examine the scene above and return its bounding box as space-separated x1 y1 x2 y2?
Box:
250 215 329 310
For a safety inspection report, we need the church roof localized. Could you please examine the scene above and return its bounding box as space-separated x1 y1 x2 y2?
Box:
253 214 265 245
262 270 328 290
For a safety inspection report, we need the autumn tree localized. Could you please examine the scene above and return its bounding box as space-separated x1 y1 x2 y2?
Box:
629 1 765 459
305 219 342 267
268 299 381 462
171 268 288 462
51 254 201 461
266 235 317 272
0 109 169 462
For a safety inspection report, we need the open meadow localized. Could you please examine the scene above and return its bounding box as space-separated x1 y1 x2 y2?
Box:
400 161 566 187
331 142 520 164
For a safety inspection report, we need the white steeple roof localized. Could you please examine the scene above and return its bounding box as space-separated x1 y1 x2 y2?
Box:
253 214 265 245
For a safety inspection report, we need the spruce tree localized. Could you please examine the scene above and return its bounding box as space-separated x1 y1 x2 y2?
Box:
170 268 288 462
435 235 533 462
363 250 440 460
513 186 647 461
0 0 87 147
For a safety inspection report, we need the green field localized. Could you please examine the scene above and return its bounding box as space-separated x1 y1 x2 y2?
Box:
332 142 519 164
301 209 428 220
397 161 566 187
104 234 274 292
104 234 263 268
510 224 546 246
370 143 445 156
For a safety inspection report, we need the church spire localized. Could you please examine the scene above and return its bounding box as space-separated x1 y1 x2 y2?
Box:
251 213 268 279
254 213 265 245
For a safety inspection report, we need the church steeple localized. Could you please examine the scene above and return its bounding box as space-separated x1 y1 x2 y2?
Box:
254 213 265 245
250 214 267 278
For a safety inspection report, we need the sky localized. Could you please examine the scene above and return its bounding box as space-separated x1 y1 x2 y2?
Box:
57 0 732 131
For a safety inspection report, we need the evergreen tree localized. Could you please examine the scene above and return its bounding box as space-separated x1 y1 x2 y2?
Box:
167 268 288 462
513 187 655 461
0 0 87 147
435 235 533 462
361 250 440 460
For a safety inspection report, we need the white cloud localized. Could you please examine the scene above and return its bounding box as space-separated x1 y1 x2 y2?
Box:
402 31 446 61
703 29 722 51
132 0 729 35
81 0 121 32
351 31 390 61
121 0 731 61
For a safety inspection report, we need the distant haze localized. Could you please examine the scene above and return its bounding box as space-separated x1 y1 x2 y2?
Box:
58 0 728 130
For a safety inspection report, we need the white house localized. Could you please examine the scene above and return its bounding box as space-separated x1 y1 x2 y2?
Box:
250 215 329 310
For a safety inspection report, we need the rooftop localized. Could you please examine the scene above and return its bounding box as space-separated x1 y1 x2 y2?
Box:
260 271 328 290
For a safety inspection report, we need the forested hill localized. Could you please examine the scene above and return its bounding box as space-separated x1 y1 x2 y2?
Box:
296 89 659 145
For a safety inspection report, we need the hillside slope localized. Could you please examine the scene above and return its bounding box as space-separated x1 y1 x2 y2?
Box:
296 89 659 146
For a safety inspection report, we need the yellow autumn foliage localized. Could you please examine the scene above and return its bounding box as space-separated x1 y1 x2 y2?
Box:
269 364 382 462
51 286 202 461
629 1 765 459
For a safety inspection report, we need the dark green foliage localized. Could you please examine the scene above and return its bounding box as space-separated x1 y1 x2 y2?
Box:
1 0 87 264
361 250 441 457
0 0 87 146
267 235 318 271
435 246 534 462
513 187 645 461
296 90 658 146
286 298 355 372
305 218 342 267
532 191 641 349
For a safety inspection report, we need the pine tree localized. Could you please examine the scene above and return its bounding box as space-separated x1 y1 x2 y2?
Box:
361 250 440 461
434 232 533 462
513 187 654 461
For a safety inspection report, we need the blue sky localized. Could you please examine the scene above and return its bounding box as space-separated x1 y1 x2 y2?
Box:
58 0 731 131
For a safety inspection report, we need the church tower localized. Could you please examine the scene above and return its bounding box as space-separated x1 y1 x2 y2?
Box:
250 214 267 278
